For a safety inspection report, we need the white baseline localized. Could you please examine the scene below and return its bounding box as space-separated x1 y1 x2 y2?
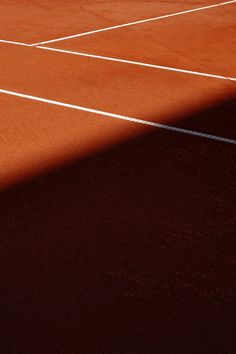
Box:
1 40 235 82
32 0 236 46
1 88 236 145
38 46 236 82
0 39 30 46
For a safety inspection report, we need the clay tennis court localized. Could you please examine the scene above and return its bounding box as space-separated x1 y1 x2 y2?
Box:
0 1 236 353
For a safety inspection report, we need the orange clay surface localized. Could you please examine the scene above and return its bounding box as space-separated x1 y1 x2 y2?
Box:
50 3 236 77
0 2 236 353
0 41 235 187
0 0 202 44
0 92 152 188
0 1 235 189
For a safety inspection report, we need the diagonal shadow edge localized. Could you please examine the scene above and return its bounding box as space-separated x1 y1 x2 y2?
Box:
0 95 236 354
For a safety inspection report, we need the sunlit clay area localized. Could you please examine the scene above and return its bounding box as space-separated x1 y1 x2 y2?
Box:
0 1 236 353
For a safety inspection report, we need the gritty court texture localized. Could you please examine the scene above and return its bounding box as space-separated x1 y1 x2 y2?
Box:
0 1 236 353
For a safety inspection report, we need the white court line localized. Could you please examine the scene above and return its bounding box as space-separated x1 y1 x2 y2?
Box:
38 46 236 82
1 37 235 83
2 39 235 82
0 39 30 46
32 0 236 46
1 88 236 145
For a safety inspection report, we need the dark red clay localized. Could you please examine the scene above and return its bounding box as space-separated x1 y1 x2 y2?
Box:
0 2 235 353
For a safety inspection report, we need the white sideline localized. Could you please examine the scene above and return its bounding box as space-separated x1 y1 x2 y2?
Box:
1 39 235 82
1 88 236 145
32 0 236 46
37 46 236 82
0 39 30 46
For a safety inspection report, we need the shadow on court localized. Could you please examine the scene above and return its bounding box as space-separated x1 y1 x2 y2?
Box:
0 96 235 354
